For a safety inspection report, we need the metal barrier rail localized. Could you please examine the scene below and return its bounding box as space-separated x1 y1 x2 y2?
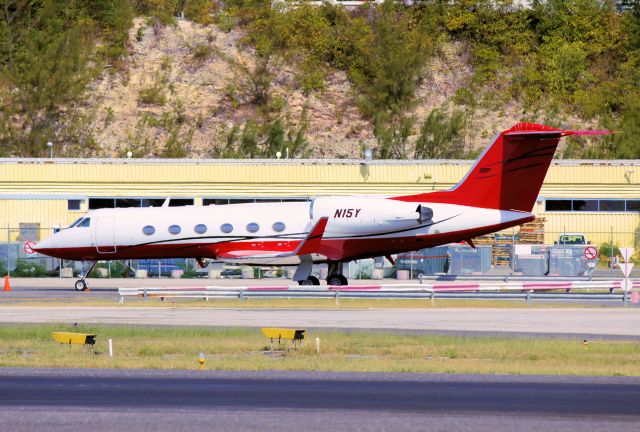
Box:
117 280 638 304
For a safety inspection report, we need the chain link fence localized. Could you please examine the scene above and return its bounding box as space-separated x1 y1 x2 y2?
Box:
1 226 638 278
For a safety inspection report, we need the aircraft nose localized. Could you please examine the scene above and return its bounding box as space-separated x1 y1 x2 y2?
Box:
31 236 55 253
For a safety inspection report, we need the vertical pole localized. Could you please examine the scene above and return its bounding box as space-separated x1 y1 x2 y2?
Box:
610 226 614 265
143 288 148 302
108 339 113 357
6 226 10 278
316 337 320 354
410 250 414 280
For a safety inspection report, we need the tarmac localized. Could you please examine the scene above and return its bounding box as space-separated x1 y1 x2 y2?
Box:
2 306 639 338
1 368 638 432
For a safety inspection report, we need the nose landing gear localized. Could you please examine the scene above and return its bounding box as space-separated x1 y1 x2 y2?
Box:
74 261 97 291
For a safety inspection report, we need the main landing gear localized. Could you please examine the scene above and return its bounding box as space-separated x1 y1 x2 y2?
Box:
294 257 350 286
298 275 320 286
75 261 96 291
326 261 348 286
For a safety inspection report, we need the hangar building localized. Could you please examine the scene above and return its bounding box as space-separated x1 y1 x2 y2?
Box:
0 158 638 248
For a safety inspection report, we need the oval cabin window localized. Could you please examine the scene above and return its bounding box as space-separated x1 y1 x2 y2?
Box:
220 223 233 234
194 224 207 234
272 222 286 232
142 225 155 236
168 225 181 235
246 222 259 233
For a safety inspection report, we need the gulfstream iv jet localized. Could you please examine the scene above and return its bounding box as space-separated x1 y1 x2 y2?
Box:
30 123 610 290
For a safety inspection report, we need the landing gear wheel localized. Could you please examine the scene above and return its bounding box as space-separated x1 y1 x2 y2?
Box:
74 279 87 291
298 276 320 286
326 274 348 286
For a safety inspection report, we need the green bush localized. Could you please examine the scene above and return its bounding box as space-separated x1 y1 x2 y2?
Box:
12 259 47 278
598 242 620 264
138 83 166 106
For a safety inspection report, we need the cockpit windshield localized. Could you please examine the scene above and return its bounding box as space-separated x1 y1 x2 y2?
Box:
68 217 91 228
68 218 83 228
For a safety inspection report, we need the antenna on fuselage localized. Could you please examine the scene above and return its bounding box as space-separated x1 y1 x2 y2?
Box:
162 197 170 208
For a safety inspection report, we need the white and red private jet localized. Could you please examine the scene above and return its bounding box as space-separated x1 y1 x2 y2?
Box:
30 123 609 290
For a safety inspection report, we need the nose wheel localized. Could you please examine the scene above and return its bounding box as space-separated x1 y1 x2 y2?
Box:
73 260 96 291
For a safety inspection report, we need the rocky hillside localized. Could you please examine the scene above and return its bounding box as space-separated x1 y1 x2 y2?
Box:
2 1 638 159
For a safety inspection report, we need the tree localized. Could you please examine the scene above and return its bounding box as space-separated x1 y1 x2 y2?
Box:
0 0 97 156
414 109 467 159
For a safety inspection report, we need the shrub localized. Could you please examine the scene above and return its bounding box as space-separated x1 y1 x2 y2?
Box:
12 259 47 277
138 83 166 106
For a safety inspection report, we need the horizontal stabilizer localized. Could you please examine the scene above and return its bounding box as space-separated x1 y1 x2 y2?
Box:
393 123 613 212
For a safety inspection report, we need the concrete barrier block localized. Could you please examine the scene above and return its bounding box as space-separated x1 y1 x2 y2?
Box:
372 268 384 280
135 269 148 279
397 269 409 280
60 267 74 278
171 269 184 279
208 269 221 279
241 267 254 279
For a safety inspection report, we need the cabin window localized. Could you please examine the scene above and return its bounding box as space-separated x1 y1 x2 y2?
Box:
79 218 91 228
194 224 207 234
220 223 233 234
168 225 181 235
247 222 259 233
142 225 155 236
272 222 286 232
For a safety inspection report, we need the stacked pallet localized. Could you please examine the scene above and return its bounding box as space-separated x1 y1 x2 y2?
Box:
493 234 516 266
472 234 495 246
517 217 546 244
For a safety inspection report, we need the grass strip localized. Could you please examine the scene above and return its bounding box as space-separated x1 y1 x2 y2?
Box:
0 324 638 376
1 297 604 308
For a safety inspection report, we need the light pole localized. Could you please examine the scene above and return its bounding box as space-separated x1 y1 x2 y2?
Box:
46 141 53 158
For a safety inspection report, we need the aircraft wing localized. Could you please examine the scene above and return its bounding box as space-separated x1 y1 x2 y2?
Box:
216 217 329 260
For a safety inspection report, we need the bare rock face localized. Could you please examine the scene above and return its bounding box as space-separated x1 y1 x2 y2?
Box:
87 18 579 159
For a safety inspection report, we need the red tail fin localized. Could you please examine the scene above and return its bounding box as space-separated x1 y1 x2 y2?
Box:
395 123 612 212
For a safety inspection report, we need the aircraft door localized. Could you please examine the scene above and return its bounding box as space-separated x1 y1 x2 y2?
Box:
95 216 117 254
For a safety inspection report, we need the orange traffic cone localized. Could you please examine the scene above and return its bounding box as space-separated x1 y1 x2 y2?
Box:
3 275 11 292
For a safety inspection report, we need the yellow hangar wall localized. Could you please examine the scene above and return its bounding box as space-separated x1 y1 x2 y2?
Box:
0 158 638 246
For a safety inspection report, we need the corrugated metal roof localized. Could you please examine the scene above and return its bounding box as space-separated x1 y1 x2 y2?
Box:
0 158 639 166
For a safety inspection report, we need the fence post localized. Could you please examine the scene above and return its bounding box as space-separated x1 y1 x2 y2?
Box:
335 290 340 305
143 288 148 302
526 290 531 306
6 226 10 278
239 289 244 304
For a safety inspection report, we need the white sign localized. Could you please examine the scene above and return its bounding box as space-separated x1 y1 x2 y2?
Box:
620 248 635 263
618 263 635 278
